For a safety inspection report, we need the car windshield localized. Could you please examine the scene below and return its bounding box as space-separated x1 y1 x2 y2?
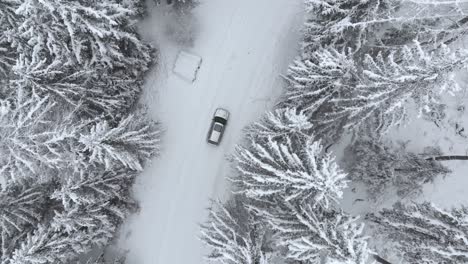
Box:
213 123 223 132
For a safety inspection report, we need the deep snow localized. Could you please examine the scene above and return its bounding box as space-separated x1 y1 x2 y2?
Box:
117 1 304 263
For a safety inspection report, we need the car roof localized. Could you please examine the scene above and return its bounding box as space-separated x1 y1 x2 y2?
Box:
209 124 223 142
214 108 229 120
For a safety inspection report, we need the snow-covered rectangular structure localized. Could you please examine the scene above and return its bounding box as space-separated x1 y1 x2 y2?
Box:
173 51 202 82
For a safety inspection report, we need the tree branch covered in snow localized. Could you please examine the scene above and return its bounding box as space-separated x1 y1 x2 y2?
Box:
234 136 348 208
200 197 272 264
0 0 18 78
367 202 468 263
283 41 468 138
0 91 73 183
12 57 145 115
0 183 48 260
347 139 450 199
281 0 468 142
0 90 160 183
0 0 158 262
281 46 356 142
244 107 313 143
335 41 468 134
1 169 137 263
1 0 154 115
12 0 152 71
51 169 137 212
78 113 160 171
305 0 468 54
259 201 371 264
303 0 395 53
10 208 116 264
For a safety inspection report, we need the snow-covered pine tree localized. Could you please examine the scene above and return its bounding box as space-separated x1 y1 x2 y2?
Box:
200 197 271 264
0 0 159 262
303 0 394 53
0 91 79 183
281 47 356 142
244 107 313 144
283 1 468 141
9 0 154 115
0 89 160 183
283 42 468 139
0 0 18 78
13 0 152 74
379 0 468 50
367 202 468 264
7 169 136 264
51 169 137 212
13 55 142 115
0 184 46 238
305 0 468 54
50 200 125 239
263 201 371 264
334 41 468 134
6 0 154 115
234 136 348 208
10 203 117 264
78 114 160 171
0 184 48 261
347 139 450 199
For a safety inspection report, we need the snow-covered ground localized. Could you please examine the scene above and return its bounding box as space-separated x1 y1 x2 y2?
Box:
116 1 304 263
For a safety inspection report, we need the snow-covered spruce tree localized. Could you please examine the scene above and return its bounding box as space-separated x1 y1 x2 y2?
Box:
0 89 160 183
281 47 355 142
13 56 144 116
283 43 468 139
8 0 153 115
13 0 152 73
234 135 348 208
78 113 160 171
304 0 468 54
244 107 313 143
381 0 468 49
200 197 272 264
10 204 116 264
0 183 49 261
303 0 394 53
0 0 19 78
8 169 136 264
283 1 468 141
0 91 78 183
367 202 468 264
347 139 450 199
262 201 371 264
334 41 468 134
51 169 137 212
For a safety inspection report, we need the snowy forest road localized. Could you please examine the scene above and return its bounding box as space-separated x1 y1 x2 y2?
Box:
117 1 303 263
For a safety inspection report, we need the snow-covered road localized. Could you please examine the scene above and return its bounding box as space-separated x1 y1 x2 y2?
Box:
117 1 303 263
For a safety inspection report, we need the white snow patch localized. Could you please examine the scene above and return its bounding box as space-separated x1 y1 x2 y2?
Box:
173 50 202 82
